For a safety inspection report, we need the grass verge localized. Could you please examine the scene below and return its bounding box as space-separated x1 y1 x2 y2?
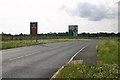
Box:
1 39 76 50
55 39 119 78
97 39 118 64
56 63 119 78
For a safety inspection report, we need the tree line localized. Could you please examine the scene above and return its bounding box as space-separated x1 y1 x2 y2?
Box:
1 32 120 41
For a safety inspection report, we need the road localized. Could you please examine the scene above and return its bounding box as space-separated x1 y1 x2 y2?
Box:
2 40 100 78
73 41 99 63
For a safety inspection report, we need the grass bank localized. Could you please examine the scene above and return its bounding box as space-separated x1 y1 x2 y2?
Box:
1 39 76 50
55 39 119 78
97 39 118 64
56 63 118 78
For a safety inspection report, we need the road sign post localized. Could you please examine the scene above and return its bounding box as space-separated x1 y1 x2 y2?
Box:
30 22 38 42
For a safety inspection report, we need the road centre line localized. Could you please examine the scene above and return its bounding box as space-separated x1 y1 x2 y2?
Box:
9 53 35 61
9 43 77 61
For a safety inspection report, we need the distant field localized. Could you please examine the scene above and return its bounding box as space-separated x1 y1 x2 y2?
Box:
55 39 119 78
1 39 76 50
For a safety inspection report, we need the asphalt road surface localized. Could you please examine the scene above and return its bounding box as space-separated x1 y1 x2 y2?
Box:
2 40 100 78
73 41 100 63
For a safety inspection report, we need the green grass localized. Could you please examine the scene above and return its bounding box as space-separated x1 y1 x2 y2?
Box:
55 39 119 78
56 64 119 78
97 39 118 64
1 39 76 50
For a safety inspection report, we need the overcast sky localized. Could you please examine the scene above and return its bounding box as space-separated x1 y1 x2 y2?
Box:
0 0 119 34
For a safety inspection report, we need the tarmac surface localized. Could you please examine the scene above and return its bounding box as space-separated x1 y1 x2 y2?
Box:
74 41 99 63
2 40 101 78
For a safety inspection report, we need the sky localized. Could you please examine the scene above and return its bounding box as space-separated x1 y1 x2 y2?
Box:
0 0 119 34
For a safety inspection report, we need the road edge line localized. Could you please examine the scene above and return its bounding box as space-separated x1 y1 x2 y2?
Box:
68 46 87 64
50 45 87 79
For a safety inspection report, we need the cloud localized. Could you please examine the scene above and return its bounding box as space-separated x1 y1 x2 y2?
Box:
118 1 120 32
59 5 66 10
63 2 118 21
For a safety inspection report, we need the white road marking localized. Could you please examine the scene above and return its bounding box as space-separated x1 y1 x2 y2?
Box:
68 45 88 63
50 45 87 79
9 53 35 61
